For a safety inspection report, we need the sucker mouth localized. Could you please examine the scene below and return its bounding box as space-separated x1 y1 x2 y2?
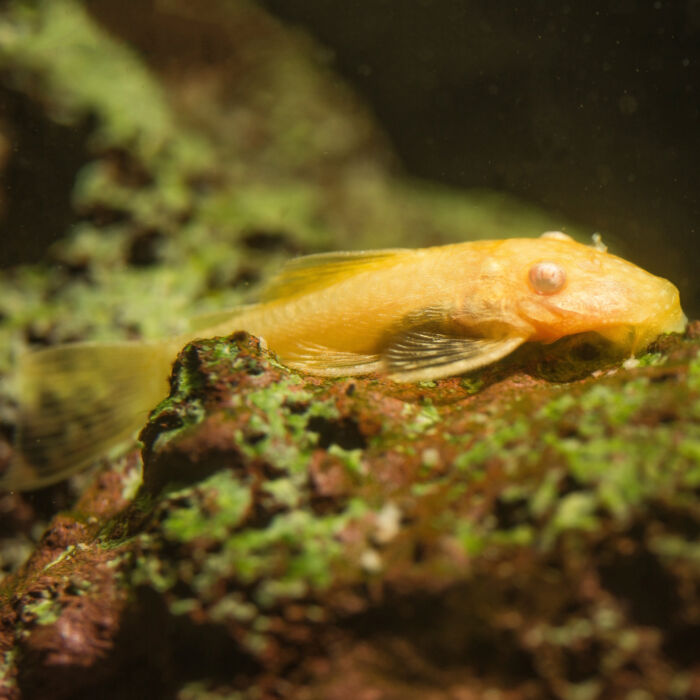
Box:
594 324 638 351
671 310 689 334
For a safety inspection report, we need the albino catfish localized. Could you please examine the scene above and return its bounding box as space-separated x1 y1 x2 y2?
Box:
5 232 687 490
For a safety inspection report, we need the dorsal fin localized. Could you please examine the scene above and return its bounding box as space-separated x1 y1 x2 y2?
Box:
260 249 411 301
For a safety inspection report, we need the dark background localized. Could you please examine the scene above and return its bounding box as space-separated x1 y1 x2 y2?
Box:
261 0 700 317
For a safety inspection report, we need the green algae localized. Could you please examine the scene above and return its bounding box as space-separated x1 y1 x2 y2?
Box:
128 330 700 610
124 340 381 622
0 0 189 160
142 340 219 454
224 498 368 594
30 329 700 629
327 444 365 476
459 376 485 394
0 649 17 690
21 595 62 627
160 471 253 544
132 486 370 610
42 544 77 571
399 402 441 438
237 381 340 476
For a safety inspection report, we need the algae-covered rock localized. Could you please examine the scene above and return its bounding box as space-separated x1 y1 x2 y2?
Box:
1 327 699 699
1 1 699 699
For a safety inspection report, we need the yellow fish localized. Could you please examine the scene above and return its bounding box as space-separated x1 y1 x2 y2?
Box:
4 232 687 490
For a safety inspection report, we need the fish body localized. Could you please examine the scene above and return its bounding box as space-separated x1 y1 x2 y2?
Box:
206 233 686 377
5 233 687 490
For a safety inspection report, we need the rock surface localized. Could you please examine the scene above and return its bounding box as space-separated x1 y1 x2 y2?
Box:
1 326 699 699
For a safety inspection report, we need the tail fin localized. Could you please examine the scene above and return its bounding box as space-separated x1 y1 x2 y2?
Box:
3 341 177 491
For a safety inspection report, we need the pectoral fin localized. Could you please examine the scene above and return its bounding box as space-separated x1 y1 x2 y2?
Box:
384 329 526 382
280 342 382 377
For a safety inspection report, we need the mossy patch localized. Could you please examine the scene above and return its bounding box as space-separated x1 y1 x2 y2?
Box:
159 470 253 544
20 595 62 627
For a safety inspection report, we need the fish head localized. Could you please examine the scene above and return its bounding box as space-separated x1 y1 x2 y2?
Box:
497 233 686 353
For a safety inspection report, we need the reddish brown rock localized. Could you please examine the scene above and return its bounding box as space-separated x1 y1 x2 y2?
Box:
1 329 698 699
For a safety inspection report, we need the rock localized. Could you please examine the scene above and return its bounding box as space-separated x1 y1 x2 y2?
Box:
2 327 699 699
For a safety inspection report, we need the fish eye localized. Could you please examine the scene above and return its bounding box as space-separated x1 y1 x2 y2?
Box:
528 261 566 294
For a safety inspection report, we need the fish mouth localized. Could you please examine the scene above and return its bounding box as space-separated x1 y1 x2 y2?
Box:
594 324 639 352
668 310 688 335
530 330 633 382
596 306 687 354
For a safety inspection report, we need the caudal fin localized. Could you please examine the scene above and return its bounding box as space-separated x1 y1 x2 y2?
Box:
4 341 176 491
